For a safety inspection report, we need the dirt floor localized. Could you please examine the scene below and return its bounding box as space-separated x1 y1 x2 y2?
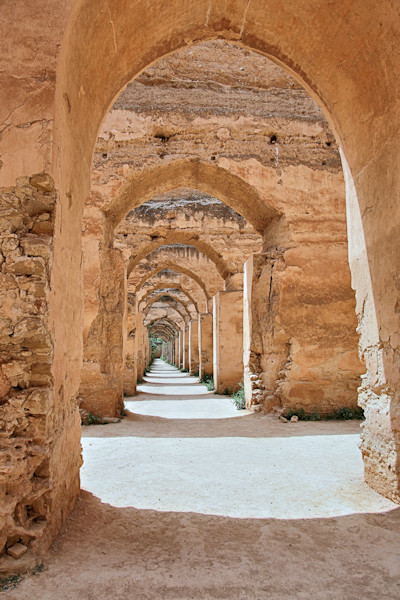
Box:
5 360 400 599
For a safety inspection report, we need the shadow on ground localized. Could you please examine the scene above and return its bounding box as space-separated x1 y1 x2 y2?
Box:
7 491 400 600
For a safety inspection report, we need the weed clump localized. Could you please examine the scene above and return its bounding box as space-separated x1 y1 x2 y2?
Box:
200 374 214 391
0 574 22 592
282 406 364 421
84 412 103 426
231 383 246 410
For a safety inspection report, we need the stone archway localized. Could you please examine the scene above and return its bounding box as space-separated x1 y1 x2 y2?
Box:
1 0 399 568
53 0 399 507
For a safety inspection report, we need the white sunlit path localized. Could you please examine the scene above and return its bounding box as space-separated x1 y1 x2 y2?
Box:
80 358 396 520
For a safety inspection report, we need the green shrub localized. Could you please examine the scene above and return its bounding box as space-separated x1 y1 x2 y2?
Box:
282 406 364 421
1 575 22 592
231 383 246 410
200 374 214 391
85 412 102 425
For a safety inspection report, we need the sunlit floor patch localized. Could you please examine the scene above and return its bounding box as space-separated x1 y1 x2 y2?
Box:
125 396 246 419
82 359 396 520
81 432 396 519
137 382 210 395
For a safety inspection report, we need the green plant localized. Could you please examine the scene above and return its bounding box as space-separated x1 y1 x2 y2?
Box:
85 412 102 425
149 335 163 358
231 383 246 410
32 563 45 575
200 374 214 391
1 574 22 592
282 406 364 421
330 406 364 420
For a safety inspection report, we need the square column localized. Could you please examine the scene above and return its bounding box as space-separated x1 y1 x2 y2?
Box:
183 325 190 371
189 319 200 374
135 312 146 381
178 329 184 368
175 336 179 367
213 291 243 394
199 313 213 378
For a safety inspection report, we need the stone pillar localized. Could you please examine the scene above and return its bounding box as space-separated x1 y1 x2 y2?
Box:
189 318 200 374
135 312 146 381
175 336 179 367
123 301 136 396
179 328 184 369
243 254 270 410
184 325 190 371
199 313 213 378
213 291 243 394
79 247 126 417
144 328 150 368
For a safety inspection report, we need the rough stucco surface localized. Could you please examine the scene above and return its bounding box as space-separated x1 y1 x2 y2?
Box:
0 0 399 572
0 175 81 571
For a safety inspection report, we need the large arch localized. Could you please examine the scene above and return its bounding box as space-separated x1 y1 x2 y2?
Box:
104 159 278 236
53 3 400 450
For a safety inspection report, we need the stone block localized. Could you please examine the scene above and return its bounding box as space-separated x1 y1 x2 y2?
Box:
7 543 28 559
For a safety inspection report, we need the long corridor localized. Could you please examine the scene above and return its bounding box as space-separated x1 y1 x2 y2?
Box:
8 359 400 599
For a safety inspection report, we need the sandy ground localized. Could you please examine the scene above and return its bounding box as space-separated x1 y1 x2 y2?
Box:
6 359 400 599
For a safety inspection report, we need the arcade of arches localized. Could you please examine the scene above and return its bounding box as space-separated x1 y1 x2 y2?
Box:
0 1 399 590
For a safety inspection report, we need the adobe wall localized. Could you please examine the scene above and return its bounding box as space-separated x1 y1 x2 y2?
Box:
244 251 362 413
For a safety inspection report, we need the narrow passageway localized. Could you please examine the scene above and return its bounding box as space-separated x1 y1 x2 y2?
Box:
132 358 244 417
7 358 400 599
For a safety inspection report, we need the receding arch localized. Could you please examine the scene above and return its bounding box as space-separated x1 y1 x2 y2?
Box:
139 285 199 314
148 318 180 337
127 235 232 280
144 297 191 324
142 294 197 322
105 159 277 235
134 264 211 300
137 271 208 314
145 304 186 328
